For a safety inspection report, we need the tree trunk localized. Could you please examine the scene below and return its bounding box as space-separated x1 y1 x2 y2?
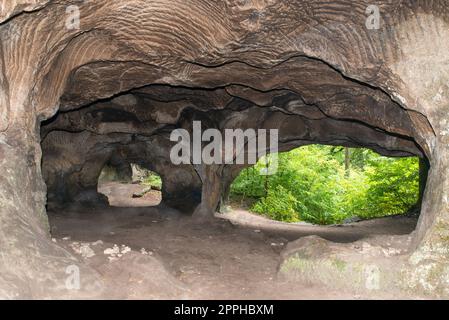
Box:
264 159 270 197
344 148 351 176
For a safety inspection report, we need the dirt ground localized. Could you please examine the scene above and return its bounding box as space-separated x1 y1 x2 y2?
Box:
99 182 162 207
48 182 421 299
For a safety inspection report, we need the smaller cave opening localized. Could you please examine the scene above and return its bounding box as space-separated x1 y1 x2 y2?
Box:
97 163 163 208
224 144 427 241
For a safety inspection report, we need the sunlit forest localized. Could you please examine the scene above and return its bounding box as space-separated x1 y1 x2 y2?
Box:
230 145 421 225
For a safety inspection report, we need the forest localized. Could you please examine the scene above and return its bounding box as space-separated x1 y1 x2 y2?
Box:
230 145 421 225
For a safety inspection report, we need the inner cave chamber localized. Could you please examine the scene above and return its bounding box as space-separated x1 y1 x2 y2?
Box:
40 80 428 217
1 0 449 299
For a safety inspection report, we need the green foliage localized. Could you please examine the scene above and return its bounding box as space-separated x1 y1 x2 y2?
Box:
230 145 420 225
360 156 419 218
141 171 163 189
252 185 299 222
230 166 266 198
335 170 369 219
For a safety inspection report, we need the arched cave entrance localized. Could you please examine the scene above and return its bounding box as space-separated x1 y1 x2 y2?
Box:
98 163 163 208
37 79 432 298
226 145 426 228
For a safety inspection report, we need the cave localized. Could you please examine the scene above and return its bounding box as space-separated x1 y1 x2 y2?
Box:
97 163 163 208
1 0 449 299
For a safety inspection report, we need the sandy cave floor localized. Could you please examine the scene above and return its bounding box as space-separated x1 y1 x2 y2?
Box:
47 182 422 299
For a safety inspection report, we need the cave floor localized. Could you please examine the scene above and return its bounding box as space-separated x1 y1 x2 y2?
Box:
48 182 421 299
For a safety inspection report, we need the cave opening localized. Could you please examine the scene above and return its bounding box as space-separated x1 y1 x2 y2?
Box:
226 144 425 231
97 163 163 208
39 78 431 238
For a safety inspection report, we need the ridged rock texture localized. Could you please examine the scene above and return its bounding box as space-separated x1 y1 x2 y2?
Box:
0 0 448 298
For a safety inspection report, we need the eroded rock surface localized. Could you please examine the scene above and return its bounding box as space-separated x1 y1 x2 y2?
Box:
0 0 448 298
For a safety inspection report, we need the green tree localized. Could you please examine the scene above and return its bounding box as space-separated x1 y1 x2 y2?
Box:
360 155 419 218
230 145 420 225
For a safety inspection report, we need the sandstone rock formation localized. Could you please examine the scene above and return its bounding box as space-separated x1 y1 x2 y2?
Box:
0 0 448 298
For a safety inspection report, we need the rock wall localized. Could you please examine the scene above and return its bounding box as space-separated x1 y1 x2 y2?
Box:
0 0 448 298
